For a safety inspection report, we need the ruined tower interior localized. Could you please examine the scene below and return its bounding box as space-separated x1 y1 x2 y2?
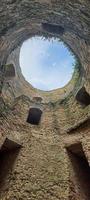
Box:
0 0 90 199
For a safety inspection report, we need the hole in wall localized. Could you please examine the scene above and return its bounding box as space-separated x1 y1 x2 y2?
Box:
67 143 90 200
42 22 65 35
27 107 42 125
0 138 21 153
76 87 90 106
19 36 76 91
0 138 21 196
0 150 20 196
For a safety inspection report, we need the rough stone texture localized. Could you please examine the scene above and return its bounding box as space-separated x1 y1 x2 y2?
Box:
0 0 90 200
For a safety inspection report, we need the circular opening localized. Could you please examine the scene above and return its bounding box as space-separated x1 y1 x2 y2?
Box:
19 36 76 91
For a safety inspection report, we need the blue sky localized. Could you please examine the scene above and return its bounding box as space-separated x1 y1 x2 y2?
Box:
19 37 75 91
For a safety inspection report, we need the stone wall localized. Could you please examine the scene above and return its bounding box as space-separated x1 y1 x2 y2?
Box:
0 0 90 200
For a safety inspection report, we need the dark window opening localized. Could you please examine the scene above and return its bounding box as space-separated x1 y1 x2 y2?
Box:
0 138 21 197
4 63 15 78
0 137 21 153
67 143 90 200
76 87 90 106
27 108 42 125
42 22 64 35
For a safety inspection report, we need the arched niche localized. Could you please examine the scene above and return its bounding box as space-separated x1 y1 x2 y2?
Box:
76 87 90 106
